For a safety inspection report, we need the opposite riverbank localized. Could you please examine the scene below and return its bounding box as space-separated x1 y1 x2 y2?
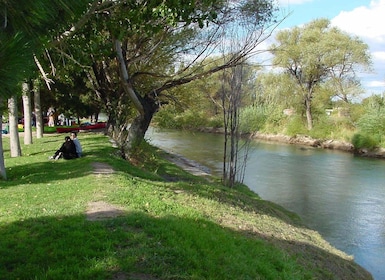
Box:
251 132 385 159
198 127 385 159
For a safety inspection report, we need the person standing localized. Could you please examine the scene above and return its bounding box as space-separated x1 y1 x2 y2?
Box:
70 131 82 157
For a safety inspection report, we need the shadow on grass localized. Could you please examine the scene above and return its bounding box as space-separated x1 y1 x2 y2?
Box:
0 211 372 280
2 158 93 188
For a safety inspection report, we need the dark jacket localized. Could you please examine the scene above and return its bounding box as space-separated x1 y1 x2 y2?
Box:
54 137 77 159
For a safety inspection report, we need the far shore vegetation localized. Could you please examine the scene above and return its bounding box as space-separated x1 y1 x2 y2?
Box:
0 133 373 279
153 87 385 151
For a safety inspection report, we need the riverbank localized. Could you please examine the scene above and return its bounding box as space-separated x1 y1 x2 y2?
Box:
1 133 373 279
197 127 385 159
251 132 385 159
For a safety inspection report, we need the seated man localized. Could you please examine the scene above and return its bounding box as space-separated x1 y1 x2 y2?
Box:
50 136 77 160
70 132 82 157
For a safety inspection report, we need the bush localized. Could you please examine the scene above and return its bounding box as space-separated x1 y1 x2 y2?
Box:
154 107 211 129
239 106 268 133
285 116 306 136
154 107 181 129
175 110 208 129
207 115 223 128
351 133 379 150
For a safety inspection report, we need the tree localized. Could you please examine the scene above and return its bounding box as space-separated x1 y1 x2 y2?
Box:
271 18 371 130
8 96 21 157
0 97 6 179
22 81 33 145
94 0 277 158
0 0 94 179
221 65 251 187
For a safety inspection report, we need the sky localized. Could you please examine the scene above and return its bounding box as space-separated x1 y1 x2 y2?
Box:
274 0 385 95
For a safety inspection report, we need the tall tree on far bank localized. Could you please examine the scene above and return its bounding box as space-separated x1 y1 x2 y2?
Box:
271 19 371 130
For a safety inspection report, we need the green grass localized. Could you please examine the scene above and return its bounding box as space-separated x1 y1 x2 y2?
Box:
0 133 372 279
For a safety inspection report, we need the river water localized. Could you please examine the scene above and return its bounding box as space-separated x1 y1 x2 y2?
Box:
146 128 385 280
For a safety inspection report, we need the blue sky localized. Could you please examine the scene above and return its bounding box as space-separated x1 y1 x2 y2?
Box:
274 0 385 95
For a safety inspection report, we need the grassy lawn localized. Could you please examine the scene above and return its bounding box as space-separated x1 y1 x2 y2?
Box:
0 133 372 279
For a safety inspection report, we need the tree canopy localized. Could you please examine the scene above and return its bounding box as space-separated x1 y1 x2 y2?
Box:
271 18 371 129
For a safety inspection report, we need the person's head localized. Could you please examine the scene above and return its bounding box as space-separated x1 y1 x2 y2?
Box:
70 132 77 139
65 136 71 141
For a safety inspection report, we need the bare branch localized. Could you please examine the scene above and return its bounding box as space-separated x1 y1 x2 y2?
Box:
33 54 54 90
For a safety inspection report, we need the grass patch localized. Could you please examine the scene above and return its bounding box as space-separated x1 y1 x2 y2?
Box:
0 133 371 279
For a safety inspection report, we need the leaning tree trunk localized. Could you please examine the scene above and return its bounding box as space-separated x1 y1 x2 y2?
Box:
8 96 22 157
121 96 158 159
33 79 44 138
22 81 33 145
114 39 159 159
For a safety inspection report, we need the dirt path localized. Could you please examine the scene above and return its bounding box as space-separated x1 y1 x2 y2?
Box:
85 162 121 221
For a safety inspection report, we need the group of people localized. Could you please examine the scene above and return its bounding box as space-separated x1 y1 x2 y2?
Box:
50 132 82 160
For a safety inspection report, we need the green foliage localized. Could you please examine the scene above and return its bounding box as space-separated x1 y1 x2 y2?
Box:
355 95 385 146
357 110 385 135
155 105 221 129
271 18 370 129
207 114 223 128
0 0 92 98
285 115 307 136
174 109 209 129
153 107 180 128
351 133 379 149
239 105 268 132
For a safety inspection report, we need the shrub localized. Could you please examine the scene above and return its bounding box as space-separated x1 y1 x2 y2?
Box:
207 115 223 128
154 107 181 129
239 106 268 133
351 133 379 150
176 109 209 129
285 116 306 136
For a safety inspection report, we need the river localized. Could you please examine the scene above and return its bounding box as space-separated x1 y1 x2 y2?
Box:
146 127 385 280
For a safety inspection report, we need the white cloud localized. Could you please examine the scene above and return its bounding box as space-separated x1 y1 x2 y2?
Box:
368 80 385 87
331 0 385 94
373 51 385 61
331 0 385 40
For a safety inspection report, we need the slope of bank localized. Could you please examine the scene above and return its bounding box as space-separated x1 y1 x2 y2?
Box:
0 133 373 279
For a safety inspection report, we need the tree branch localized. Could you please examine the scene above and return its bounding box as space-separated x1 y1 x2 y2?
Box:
114 39 144 115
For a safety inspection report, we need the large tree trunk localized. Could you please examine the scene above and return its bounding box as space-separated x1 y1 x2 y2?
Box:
33 80 44 138
22 82 33 145
114 39 160 158
8 96 22 157
0 99 6 180
121 96 158 159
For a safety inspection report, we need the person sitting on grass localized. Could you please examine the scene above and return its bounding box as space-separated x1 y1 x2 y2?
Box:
70 131 82 158
49 136 77 160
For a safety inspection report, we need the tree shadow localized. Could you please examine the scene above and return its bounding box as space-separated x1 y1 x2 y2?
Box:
2 159 91 188
0 210 372 279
